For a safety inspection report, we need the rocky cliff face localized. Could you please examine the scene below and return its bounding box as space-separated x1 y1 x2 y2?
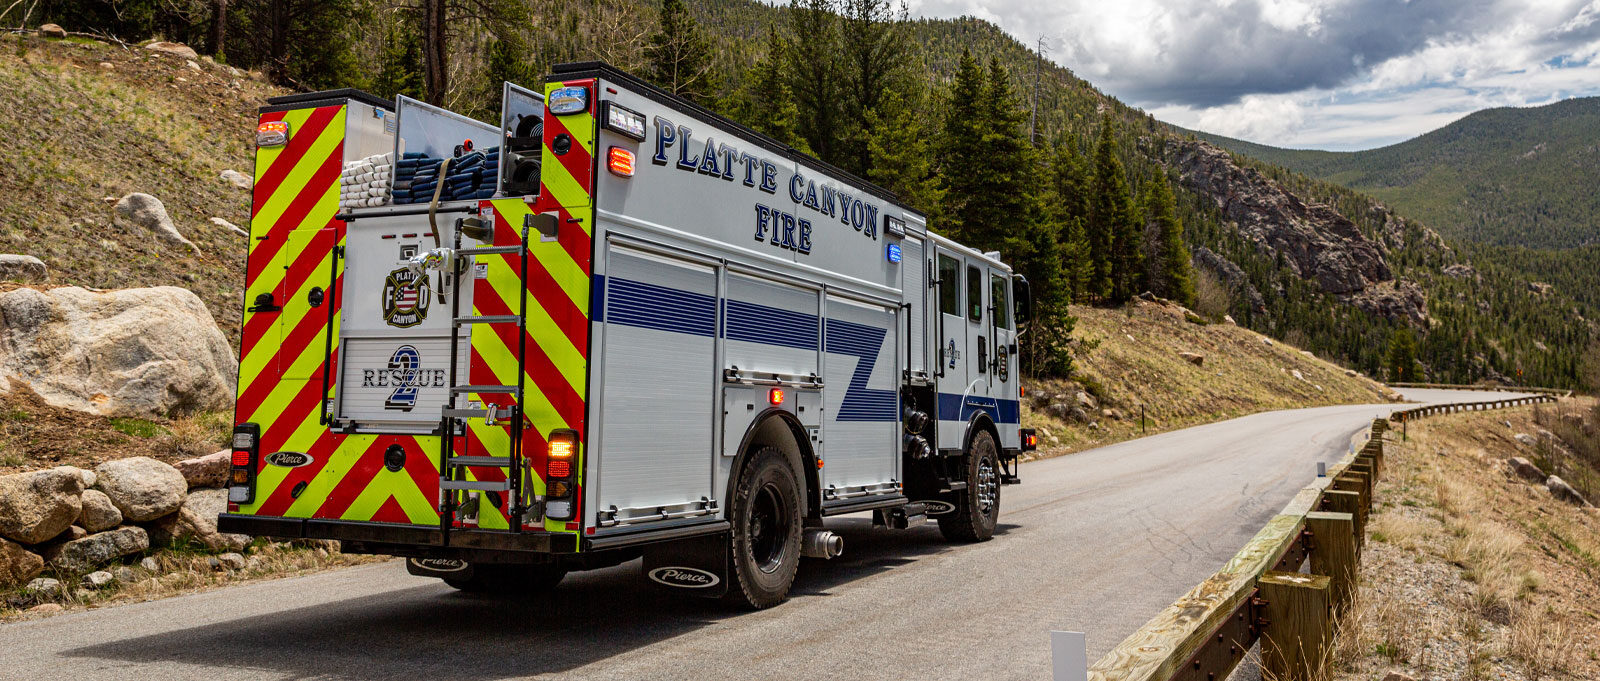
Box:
1169 140 1427 325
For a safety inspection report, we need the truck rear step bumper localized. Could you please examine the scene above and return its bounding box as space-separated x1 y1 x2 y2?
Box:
218 514 575 553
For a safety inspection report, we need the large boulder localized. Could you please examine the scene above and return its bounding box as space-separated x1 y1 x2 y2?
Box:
143 42 198 59
112 193 196 251
147 488 249 551
1546 476 1593 507
44 526 149 572
173 451 230 489
0 538 45 588
37 24 67 38
94 457 187 522
0 254 46 281
77 489 124 532
0 286 237 418
1508 457 1548 483
0 468 84 544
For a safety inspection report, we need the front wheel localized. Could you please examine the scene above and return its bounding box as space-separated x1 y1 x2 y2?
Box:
939 430 1001 542
726 446 803 609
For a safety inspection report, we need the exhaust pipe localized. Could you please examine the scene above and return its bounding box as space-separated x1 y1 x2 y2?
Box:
802 528 843 559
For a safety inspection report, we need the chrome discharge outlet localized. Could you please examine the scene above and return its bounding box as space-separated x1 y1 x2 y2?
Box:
802 528 844 559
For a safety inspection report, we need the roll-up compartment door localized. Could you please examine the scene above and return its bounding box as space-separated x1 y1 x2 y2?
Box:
595 245 717 522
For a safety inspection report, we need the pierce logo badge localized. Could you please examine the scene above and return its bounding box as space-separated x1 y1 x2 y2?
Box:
921 500 956 515
647 566 720 589
382 267 430 328
264 451 313 468
408 557 469 573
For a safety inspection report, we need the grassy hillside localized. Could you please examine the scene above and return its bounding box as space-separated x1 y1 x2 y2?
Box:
0 36 282 341
1340 400 1600 681
1188 98 1600 250
1024 298 1394 457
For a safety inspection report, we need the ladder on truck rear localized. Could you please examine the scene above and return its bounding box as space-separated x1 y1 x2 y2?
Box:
438 214 532 532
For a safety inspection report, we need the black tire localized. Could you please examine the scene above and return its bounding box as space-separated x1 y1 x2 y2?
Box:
939 430 1001 542
444 563 567 594
726 446 803 609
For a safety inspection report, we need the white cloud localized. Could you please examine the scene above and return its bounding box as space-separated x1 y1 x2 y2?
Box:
902 0 1600 149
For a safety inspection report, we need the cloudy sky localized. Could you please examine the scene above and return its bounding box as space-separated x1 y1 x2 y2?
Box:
902 0 1600 151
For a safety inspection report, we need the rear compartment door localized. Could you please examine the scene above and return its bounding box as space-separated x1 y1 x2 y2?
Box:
594 244 718 524
277 227 339 381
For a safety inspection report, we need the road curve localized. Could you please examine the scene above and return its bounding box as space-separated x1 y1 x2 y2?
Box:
0 388 1525 680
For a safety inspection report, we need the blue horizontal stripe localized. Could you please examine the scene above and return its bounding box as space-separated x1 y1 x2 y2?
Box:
937 393 1020 425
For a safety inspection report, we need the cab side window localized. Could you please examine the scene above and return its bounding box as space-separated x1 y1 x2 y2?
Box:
991 273 1010 329
938 255 959 316
966 265 983 322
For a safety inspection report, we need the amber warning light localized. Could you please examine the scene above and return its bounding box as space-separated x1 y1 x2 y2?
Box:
256 120 289 148
768 388 785 406
608 147 635 177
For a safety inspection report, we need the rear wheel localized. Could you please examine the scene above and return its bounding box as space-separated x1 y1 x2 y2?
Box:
939 430 1001 542
726 446 803 609
444 563 567 594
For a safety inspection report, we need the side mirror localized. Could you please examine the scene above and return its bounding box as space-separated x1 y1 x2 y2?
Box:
1013 275 1033 330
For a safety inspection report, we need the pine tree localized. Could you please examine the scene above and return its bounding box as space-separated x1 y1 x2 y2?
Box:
934 50 987 245
368 18 425 101
1142 171 1197 308
1044 138 1093 299
736 25 811 154
837 0 907 177
644 0 719 105
786 0 844 165
1386 327 1423 382
865 88 939 214
1089 121 1136 301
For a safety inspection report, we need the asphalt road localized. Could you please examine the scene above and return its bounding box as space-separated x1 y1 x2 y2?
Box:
1 388 1523 680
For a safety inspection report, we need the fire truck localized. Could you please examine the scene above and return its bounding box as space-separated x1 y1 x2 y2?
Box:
219 62 1035 608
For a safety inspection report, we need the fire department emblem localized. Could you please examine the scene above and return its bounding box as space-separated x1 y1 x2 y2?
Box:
382 267 430 328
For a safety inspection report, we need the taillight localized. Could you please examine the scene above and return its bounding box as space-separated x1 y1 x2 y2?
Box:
228 423 261 504
255 120 289 147
1020 427 1038 452
768 387 785 406
545 429 579 521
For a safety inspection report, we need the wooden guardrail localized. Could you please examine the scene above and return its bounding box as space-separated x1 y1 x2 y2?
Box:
1389 394 1557 425
1090 390 1569 681
1088 419 1388 681
1387 382 1573 398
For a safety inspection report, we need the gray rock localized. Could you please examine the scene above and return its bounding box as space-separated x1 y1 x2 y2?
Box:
1514 433 1537 447
1 537 45 588
173 451 230 489
139 556 159 571
59 525 88 542
1509 457 1547 483
112 193 196 251
0 468 85 544
0 285 238 418
217 552 247 570
1223 314 1236 325
218 170 253 190
95 457 187 522
44 526 149 572
147 488 249 550
1075 391 1098 410
38 23 66 38
206 556 222 571
0 254 46 281
25 577 61 598
1546 476 1592 507
85 570 115 588
1179 351 1204 366
62 466 96 489
77 489 123 532
143 41 198 59
210 217 248 237
112 566 137 583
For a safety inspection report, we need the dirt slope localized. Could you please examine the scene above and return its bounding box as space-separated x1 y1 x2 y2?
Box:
0 35 282 341
1024 299 1396 456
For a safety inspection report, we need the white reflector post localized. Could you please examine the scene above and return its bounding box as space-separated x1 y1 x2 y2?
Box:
1051 631 1087 681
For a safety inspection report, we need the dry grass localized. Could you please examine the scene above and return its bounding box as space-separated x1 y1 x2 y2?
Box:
1 540 383 621
0 386 231 474
1022 299 1395 457
1335 398 1600 681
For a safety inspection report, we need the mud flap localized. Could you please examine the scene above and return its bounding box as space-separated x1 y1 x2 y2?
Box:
641 532 729 598
406 557 473 580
